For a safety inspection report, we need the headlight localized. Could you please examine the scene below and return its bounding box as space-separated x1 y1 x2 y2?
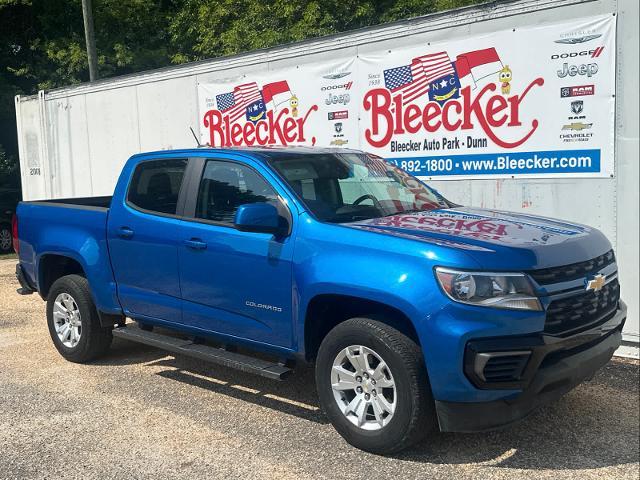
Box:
435 267 542 311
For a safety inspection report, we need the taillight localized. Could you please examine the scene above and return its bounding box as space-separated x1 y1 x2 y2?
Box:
11 214 19 253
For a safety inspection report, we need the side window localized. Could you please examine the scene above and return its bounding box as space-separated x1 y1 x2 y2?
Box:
127 159 188 215
195 161 277 223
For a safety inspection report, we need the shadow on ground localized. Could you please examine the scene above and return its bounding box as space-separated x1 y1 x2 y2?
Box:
98 335 640 471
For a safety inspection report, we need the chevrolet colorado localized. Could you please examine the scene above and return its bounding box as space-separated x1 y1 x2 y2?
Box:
14 147 625 453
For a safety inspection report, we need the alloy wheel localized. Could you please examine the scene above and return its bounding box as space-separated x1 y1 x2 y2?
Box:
52 293 83 348
330 345 397 430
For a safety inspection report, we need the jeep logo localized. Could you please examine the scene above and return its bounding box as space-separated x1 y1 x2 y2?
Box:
325 93 351 106
557 63 599 78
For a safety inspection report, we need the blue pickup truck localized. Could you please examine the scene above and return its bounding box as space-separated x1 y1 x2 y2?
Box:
15 147 625 453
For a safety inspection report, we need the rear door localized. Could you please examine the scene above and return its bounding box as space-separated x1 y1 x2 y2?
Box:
178 155 296 348
107 158 189 322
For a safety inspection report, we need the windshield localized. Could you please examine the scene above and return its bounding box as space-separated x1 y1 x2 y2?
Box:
267 152 450 223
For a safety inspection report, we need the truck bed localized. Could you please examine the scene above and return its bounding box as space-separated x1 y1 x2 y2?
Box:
16 196 118 313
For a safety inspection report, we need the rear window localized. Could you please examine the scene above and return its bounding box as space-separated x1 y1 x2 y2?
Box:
127 159 187 215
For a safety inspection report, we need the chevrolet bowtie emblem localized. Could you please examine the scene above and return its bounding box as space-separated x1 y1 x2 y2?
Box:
586 274 606 292
562 122 593 131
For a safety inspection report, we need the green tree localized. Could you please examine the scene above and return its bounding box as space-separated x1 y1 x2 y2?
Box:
168 0 478 62
1 0 181 90
0 144 19 188
0 0 182 186
0 0 479 184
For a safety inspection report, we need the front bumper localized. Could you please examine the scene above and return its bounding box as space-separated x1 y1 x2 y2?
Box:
435 301 626 432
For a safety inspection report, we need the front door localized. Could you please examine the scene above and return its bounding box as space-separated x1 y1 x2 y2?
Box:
107 158 188 322
178 157 295 348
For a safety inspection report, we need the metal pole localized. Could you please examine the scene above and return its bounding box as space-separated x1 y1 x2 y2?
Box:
81 0 99 81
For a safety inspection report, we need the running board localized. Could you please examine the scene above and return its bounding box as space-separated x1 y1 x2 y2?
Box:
112 325 292 380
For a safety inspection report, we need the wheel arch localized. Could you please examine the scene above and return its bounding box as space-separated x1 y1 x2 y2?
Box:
302 293 421 362
38 254 124 326
38 253 87 300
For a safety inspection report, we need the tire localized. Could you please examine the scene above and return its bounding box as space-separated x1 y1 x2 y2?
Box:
315 317 436 454
0 224 12 253
46 274 113 363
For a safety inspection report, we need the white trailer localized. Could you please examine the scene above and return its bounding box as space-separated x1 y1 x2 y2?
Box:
14 0 639 352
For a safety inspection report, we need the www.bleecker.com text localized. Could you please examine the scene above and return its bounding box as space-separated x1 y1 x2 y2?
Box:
466 153 593 172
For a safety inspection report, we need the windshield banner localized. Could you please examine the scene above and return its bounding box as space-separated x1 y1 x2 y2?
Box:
198 14 615 180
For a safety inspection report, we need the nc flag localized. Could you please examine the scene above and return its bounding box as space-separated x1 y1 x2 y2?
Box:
428 72 461 105
246 99 266 123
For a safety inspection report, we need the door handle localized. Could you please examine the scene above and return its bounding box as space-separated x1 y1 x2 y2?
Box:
117 227 134 239
184 238 207 250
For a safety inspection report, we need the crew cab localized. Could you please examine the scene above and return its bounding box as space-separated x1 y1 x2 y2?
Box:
14 147 626 453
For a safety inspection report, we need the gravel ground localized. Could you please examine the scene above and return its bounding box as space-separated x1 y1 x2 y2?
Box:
1 258 638 480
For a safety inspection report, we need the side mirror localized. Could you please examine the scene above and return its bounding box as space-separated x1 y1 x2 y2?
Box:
234 203 283 235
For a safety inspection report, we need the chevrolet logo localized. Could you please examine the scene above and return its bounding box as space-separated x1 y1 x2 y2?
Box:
562 122 593 131
586 274 606 292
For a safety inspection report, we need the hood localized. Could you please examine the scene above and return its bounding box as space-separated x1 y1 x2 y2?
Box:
345 207 612 270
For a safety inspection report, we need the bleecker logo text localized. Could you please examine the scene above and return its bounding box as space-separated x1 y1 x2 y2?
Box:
363 79 544 149
203 106 318 147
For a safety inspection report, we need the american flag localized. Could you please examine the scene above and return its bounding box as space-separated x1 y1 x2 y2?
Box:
383 52 456 106
215 82 263 123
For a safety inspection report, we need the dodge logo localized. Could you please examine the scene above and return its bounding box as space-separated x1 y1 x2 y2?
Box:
585 274 606 292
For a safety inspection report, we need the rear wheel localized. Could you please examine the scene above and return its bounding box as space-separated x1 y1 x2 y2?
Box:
315 317 436 454
46 274 113 363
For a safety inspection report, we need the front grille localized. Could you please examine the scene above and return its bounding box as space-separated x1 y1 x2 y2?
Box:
545 278 620 335
529 250 615 285
482 354 530 382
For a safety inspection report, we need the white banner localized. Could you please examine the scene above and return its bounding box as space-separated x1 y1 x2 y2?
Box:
198 58 360 150
198 14 616 180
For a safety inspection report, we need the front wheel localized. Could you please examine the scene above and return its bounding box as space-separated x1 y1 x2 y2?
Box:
315 317 436 454
46 274 113 363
